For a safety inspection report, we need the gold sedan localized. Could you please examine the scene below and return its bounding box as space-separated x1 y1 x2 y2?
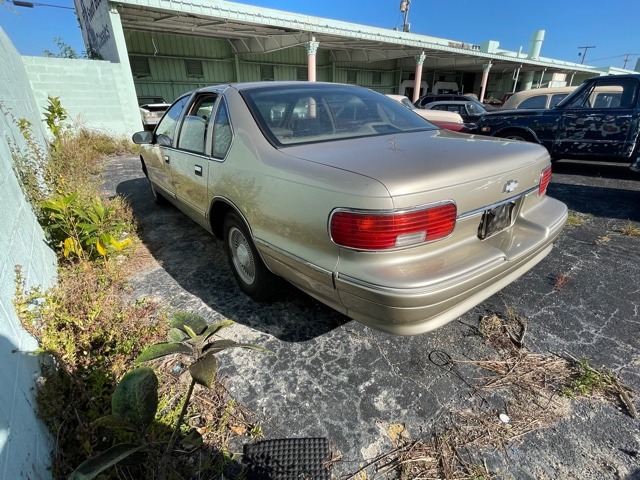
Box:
133 82 567 335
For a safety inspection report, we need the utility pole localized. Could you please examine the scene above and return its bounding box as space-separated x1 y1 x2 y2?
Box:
400 0 411 32
623 53 632 69
578 45 596 64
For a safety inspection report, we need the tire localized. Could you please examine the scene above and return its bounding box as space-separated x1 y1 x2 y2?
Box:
223 212 275 301
500 131 534 143
149 179 168 205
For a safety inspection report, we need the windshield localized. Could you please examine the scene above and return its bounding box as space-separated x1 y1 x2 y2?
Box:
241 85 435 146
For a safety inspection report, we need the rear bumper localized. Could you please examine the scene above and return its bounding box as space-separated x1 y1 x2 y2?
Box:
335 197 567 335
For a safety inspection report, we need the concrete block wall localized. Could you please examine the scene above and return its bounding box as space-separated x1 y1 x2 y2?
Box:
22 55 142 138
0 28 57 479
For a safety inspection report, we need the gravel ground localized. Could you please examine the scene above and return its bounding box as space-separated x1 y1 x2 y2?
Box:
103 155 640 479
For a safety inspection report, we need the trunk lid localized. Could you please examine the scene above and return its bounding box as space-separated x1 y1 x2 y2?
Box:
282 129 550 213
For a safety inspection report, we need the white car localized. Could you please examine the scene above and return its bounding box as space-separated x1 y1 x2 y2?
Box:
138 96 171 130
385 94 475 133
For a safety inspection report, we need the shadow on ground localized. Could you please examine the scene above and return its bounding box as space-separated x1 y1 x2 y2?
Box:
548 160 640 221
117 177 348 342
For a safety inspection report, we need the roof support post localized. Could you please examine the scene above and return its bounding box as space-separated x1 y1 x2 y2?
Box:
412 51 426 103
512 65 522 93
521 71 535 91
306 37 320 82
234 54 241 82
479 62 492 103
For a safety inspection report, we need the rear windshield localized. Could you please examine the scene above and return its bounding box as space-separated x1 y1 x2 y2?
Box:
241 84 435 146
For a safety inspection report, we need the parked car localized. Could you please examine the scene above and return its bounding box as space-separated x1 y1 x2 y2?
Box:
423 100 488 123
138 95 171 130
132 82 567 335
414 93 477 109
476 74 640 165
385 94 476 133
501 86 577 110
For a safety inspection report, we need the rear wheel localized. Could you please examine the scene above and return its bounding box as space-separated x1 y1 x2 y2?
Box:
223 212 275 301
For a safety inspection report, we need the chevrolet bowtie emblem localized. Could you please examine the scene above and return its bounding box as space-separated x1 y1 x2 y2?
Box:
503 180 518 193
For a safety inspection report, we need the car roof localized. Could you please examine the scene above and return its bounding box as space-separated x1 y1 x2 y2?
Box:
501 86 577 109
195 81 360 94
426 101 473 106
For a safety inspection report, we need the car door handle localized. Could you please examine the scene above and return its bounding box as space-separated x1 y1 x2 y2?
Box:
194 165 203 177
164 155 170 164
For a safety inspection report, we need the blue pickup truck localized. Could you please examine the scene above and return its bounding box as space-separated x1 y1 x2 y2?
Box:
476 74 640 169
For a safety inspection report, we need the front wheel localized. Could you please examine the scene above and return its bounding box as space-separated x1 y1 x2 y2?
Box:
223 212 275 301
500 131 534 143
149 179 168 205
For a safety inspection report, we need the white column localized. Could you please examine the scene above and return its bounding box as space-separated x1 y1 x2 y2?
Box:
412 52 426 103
306 39 320 82
479 62 492 103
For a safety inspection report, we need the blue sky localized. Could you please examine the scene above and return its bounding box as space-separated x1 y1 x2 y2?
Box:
1 0 638 69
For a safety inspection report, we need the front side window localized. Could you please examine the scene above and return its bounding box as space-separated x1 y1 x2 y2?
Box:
177 95 217 155
466 102 485 115
242 85 433 146
155 96 189 145
565 79 638 110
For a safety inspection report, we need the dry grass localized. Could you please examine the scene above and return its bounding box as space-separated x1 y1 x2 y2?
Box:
620 222 640 237
368 313 636 480
553 273 570 291
565 212 591 227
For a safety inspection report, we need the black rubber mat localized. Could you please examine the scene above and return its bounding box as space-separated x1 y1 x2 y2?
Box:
243 437 331 479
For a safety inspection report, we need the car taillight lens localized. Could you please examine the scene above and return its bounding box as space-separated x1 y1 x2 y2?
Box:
330 203 457 250
539 165 552 196
434 121 465 132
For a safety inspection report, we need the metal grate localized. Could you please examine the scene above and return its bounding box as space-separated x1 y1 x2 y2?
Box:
260 64 275 81
243 437 331 480
296 67 308 81
185 59 204 78
130 56 151 77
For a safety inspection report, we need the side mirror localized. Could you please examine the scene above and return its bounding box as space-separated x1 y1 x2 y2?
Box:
132 130 153 144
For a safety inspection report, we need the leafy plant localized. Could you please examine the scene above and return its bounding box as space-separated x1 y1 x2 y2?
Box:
44 95 69 151
40 192 132 260
69 367 157 480
136 313 268 480
68 313 268 480
43 37 80 59
565 358 617 397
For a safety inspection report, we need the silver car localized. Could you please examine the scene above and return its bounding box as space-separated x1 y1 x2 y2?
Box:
133 82 567 335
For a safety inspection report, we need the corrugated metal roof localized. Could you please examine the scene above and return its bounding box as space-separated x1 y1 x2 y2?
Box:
116 0 606 74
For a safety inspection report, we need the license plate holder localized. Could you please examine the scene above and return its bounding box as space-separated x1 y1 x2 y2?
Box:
478 201 516 239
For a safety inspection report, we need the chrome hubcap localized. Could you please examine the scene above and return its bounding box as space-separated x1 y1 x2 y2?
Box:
229 227 255 285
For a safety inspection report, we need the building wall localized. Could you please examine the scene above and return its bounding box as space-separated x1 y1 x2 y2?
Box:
124 30 401 99
22 56 142 137
0 28 57 480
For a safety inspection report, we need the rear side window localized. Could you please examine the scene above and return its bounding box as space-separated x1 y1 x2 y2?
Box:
155 96 189 145
518 95 547 109
549 93 568 108
213 101 233 159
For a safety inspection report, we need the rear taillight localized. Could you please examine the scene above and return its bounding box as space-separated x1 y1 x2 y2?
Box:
539 165 552 196
330 202 457 250
434 121 465 132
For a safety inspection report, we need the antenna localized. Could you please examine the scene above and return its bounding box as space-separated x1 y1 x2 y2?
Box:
400 0 411 32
